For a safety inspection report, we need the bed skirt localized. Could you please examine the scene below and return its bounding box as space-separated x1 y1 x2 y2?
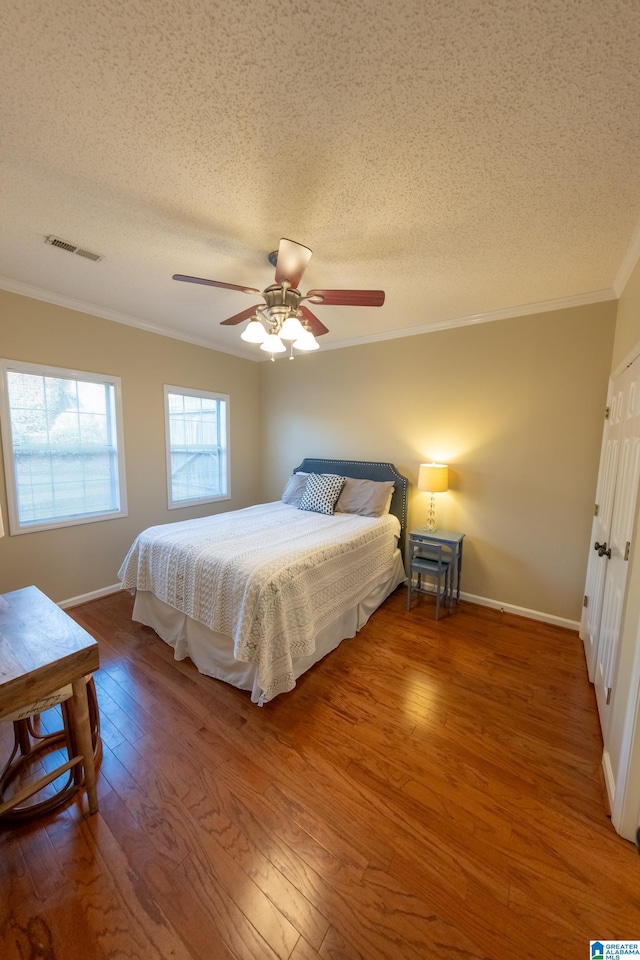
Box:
131 549 406 704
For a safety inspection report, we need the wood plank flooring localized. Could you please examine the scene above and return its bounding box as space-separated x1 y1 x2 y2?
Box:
2 587 640 959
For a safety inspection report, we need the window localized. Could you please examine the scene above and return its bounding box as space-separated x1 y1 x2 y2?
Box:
164 385 229 508
0 360 127 534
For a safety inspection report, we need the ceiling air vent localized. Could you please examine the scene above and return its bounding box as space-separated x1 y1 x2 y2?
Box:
45 235 103 262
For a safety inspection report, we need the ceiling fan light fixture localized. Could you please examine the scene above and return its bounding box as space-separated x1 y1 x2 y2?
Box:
293 330 319 352
279 315 305 341
173 238 385 356
240 318 267 343
260 333 287 354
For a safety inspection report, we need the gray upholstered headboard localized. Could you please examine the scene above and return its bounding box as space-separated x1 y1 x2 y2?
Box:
293 458 408 552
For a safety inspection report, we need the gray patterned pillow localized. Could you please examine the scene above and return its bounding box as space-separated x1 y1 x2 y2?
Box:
298 473 346 515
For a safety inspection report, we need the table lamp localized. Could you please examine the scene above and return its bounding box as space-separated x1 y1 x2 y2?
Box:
418 463 448 531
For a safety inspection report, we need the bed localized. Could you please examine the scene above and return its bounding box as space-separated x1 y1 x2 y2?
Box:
118 459 408 704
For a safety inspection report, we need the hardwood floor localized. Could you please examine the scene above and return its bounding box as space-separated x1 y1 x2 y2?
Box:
2 587 639 959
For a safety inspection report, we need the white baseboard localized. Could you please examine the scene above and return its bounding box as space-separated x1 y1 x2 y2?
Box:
59 583 123 609
59 583 581 630
459 591 581 631
602 748 616 813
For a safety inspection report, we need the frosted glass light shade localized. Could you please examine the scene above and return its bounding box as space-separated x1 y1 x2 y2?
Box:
293 330 319 351
240 319 267 343
279 315 305 341
260 333 286 354
418 463 449 493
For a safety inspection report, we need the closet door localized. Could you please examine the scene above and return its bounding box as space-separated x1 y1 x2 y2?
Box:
580 376 625 680
594 361 640 739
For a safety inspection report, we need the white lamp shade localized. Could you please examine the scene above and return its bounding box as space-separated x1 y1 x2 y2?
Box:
293 330 319 351
418 463 449 493
240 319 267 343
260 333 286 354
279 315 305 341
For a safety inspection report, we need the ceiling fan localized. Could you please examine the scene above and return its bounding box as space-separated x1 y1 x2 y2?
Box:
173 238 385 358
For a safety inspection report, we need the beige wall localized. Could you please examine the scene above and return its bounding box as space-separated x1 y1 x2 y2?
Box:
0 290 261 602
0 289 618 621
260 301 617 622
612 257 640 371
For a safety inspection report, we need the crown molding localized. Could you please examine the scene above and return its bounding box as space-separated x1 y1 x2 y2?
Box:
316 287 618 352
0 276 256 361
614 222 640 297
0 275 617 359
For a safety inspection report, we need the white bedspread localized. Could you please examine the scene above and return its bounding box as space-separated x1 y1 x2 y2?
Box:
118 501 401 702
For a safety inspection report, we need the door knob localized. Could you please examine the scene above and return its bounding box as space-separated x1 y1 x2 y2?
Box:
596 542 612 558
594 541 607 553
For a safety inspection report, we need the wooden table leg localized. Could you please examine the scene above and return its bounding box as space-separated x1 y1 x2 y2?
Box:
71 677 98 815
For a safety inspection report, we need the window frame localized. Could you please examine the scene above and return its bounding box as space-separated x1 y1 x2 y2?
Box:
164 384 230 510
0 358 128 535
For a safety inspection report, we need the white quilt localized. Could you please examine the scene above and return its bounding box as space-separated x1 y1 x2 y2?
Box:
118 501 401 702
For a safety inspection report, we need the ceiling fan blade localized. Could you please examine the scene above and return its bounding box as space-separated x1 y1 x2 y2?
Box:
306 289 385 307
298 305 329 337
275 238 312 288
220 305 263 326
173 274 262 296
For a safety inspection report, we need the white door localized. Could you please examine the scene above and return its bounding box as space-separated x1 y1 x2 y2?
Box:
593 359 640 740
580 376 625 680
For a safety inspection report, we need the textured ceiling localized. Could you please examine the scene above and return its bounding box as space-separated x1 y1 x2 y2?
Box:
1 0 639 359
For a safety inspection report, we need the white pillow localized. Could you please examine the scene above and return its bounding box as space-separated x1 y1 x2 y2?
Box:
298 473 346 515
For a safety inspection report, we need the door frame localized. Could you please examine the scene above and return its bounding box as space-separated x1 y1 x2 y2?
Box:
598 340 640 840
